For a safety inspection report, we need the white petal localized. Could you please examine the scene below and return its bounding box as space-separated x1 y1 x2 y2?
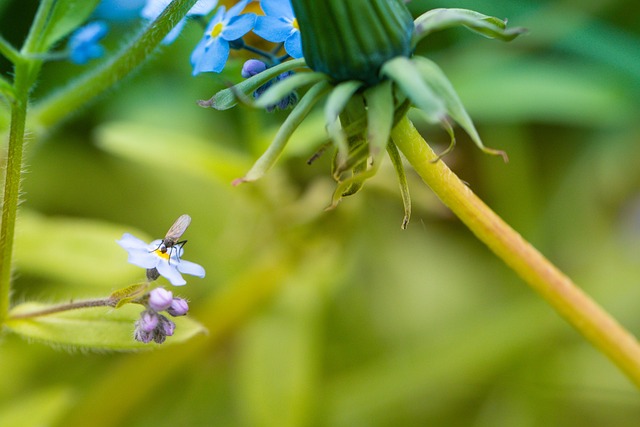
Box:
116 233 149 250
156 259 187 286
176 260 206 278
127 249 158 269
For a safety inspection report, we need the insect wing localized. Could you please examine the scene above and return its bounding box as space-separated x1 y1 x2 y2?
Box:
164 214 191 245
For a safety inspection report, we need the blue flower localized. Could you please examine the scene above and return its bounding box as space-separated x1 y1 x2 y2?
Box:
190 0 256 75
93 0 146 21
142 0 218 44
253 0 302 59
117 233 205 286
68 21 108 64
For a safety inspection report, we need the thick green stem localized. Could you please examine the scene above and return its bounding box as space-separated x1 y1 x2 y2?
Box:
0 79 28 324
391 116 640 387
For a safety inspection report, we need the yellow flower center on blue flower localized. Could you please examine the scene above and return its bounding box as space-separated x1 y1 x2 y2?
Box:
210 22 223 38
154 249 170 260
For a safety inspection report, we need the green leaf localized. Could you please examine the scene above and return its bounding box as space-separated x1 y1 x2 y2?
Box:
325 80 363 160
386 141 412 229
363 80 394 158
6 302 206 350
254 72 327 108
237 81 331 183
95 120 251 183
412 56 506 159
14 211 143 291
381 56 446 120
412 8 527 47
198 58 307 110
39 0 102 52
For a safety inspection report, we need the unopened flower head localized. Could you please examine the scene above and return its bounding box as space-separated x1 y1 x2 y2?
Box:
167 298 189 317
148 287 174 311
117 233 205 286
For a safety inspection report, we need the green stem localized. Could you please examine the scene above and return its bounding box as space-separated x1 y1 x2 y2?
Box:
7 297 118 320
0 35 21 64
391 116 640 388
0 72 28 324
29 0 199 131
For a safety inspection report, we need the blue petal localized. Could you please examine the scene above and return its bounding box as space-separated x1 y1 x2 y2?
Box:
191 37 230 75
189 0 218 16
260 0 293 18
162 20 187 44
140 0 171 20
116 233 149 250
227 0 250 18
176 260 206 278
284 30 303 58
156 260 187 286
254 15 292 42
222 13 256 41
127 250 158 269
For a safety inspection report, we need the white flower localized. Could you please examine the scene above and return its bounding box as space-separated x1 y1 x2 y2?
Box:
117 233 205 286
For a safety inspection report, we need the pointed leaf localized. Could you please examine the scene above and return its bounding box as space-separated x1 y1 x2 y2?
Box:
413 56 506 159
363 80 394 159
254 72 327 108
237 81 332 183
325 80 363 159
381 56 446 119
413 8 527 47
6 302 206 351
386 141 411 229
40 0 102 52
198 58 307 110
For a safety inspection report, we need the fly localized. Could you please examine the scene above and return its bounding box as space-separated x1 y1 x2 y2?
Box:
156 214 192 261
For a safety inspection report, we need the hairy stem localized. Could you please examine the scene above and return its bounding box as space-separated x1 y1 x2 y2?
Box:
391 116 640 387
8 297 118 320
29 0 199 131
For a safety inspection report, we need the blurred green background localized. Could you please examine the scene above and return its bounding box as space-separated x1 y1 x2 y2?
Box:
1 0 640 425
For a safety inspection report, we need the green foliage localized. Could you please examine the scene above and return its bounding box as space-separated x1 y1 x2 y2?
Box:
2 0 640 426
38 0 102 52
6 302 205 350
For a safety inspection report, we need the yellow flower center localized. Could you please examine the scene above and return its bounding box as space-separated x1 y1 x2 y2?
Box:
292 18 299 31
154 249 170 260
210 22 224 38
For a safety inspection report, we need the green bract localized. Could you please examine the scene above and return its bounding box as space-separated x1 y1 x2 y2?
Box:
200 3 525 227
291 0 414 86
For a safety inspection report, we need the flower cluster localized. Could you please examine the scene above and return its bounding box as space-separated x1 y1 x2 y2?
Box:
134 287 190 344
117 216 204 344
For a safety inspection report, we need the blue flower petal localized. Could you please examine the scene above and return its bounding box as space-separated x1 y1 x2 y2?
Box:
176 260 206 278
189 0 218 16
260 0 293 18
156 260 187 286
117 233 149 250
227 0 250 18
68 21 108 64
191 37 230 75
254 15 292 42
127 250 158 269
284 30 303 58
222 13 257 41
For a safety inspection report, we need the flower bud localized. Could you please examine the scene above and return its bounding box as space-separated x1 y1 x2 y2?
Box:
242 59 267 78
167 298 189 316
138 310 159 333
291 0 414 85
148 287 173 311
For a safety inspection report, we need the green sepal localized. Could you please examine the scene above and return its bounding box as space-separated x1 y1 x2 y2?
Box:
254 72 327 108
6 302 206 351
381 56 446 119
235 81 331 183
412 56 506 159
412 8 527 47
387 140 412 229
363 80 394 159
198 58 306 110
110 282 149 308
325 80 364 161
